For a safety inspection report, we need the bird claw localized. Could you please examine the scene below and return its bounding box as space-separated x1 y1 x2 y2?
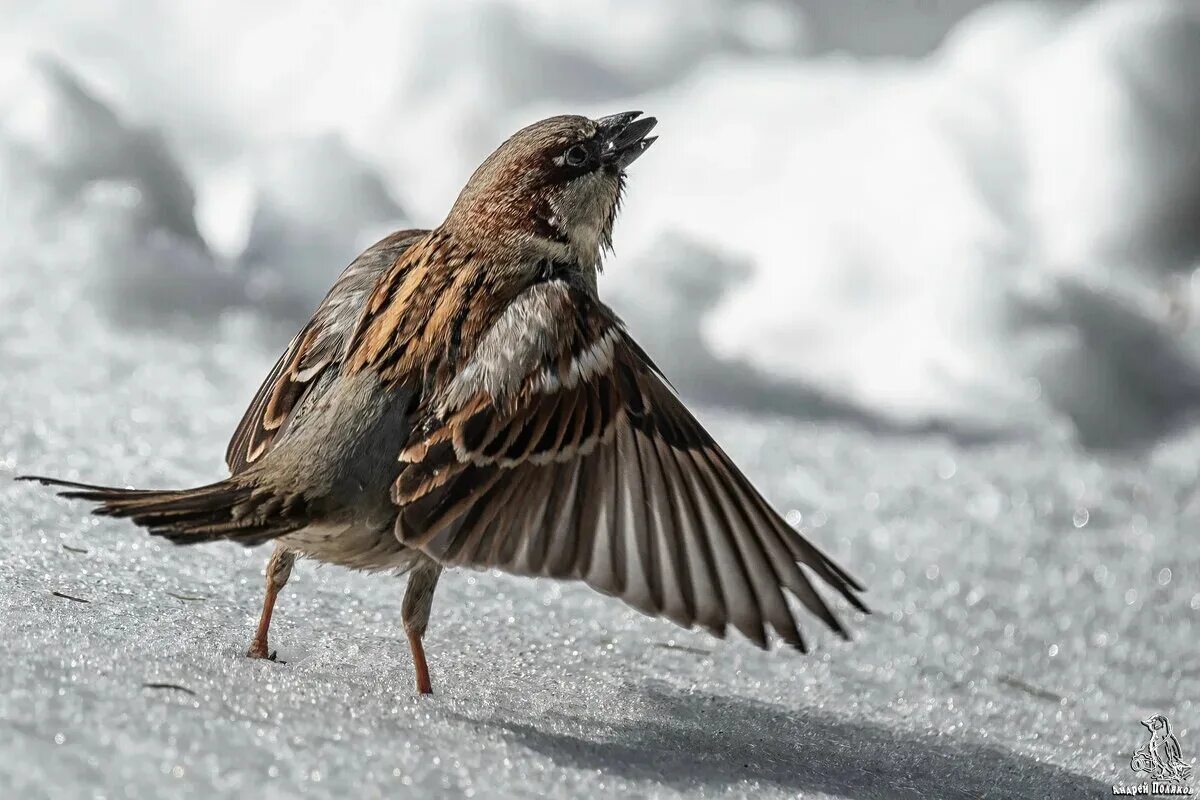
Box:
245 643 278 661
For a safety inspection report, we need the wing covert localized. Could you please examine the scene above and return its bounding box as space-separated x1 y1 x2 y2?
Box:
225 229 428 473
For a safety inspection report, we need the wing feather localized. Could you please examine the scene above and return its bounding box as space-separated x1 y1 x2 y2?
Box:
693 444 797 647
675 445 766 647
655 435 728 637
540 451 588 575
633 427 684 625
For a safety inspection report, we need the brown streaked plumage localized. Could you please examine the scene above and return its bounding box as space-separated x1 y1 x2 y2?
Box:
20 111 867 694
227 228 430 474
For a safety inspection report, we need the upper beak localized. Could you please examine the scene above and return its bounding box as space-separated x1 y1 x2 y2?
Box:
1141 719 1152 728
596 110 658 169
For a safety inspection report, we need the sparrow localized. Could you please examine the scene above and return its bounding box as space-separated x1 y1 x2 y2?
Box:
1141 715 1193 780
21 111 868 695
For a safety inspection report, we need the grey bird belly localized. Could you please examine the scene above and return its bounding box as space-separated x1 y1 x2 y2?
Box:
280 522 422 572
263 369 419 571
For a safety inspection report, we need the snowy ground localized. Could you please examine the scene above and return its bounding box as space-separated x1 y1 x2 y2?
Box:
1 0 1198 797
3 313 1195 799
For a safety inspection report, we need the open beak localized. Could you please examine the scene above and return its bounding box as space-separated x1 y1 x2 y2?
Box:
596 110 658 169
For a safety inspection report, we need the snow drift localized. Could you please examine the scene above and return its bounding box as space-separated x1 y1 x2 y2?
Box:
2 0 1198 446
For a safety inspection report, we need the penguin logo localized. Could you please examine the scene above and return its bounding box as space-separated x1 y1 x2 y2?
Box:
1131 714 1193 783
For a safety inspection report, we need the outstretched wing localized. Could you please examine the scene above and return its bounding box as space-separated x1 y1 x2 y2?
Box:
225 229 429 473
392 280 867 650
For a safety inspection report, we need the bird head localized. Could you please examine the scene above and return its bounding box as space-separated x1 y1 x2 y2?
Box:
445 111 657 283
1142 715 1169 734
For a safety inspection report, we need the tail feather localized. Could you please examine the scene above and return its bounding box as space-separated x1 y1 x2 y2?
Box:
16 475 306 546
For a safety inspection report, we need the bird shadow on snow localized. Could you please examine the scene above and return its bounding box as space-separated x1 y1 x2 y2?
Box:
458 684 1107 799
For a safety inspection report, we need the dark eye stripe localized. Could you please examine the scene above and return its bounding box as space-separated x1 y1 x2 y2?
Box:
542 138 602 185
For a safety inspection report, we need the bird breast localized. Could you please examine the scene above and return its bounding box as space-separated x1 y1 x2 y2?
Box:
438 278 599 412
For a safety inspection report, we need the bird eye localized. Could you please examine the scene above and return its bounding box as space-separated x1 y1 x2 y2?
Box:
563 144 589 167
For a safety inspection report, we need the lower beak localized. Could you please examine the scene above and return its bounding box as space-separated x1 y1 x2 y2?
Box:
596 110 658 169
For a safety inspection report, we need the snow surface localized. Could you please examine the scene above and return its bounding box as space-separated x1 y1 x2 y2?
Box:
0 1 1197 797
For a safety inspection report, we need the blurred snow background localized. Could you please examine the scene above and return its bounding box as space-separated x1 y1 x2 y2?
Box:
0 1 1196 798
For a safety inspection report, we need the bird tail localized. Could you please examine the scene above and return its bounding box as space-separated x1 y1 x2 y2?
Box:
16 475 306 546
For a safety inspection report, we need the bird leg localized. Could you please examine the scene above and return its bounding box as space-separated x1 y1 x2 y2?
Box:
402 558 443 695
246 545 295 660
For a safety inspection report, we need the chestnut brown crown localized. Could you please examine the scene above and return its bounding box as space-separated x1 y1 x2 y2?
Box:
445 112 658 272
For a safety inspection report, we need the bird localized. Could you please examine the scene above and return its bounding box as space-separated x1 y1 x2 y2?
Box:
21 111 868 695
1140 715 1193 780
